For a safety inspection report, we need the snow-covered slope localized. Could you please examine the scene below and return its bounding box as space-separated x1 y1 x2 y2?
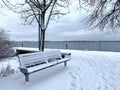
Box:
0 49 120 90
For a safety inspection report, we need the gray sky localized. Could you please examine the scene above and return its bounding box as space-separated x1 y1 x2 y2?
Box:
0 2 120 41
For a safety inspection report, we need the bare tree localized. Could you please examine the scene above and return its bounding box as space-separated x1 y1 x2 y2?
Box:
0 28 15 59
84 0 120 31
2 0 70 51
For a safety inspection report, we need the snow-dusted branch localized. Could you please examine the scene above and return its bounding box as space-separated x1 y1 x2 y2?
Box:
84 0 120 30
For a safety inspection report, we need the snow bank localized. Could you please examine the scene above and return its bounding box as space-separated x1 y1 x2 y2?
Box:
0 49 120 90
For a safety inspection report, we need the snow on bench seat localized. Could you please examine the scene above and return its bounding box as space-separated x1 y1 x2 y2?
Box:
28 61 58 73
28 58 70 73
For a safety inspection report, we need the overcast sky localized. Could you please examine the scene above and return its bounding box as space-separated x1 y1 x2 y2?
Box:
0 1 120 41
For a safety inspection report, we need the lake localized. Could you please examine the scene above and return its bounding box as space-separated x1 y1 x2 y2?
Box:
15 41 120 52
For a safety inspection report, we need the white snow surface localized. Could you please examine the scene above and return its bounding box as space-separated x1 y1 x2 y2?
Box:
1 49 120 90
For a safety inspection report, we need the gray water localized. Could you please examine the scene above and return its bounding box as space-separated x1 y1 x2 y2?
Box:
15 41 120 52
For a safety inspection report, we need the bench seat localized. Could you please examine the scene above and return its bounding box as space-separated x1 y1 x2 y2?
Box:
27 57 70 73
27 61 58 73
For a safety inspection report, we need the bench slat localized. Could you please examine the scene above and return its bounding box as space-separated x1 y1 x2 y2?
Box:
19 52 47 67
45 50 62 60
28 61 58 73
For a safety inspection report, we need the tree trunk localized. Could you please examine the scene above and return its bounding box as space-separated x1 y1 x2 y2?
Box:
38 11 41 51
40 10 45 51
40 30 45 51
38 25 41 51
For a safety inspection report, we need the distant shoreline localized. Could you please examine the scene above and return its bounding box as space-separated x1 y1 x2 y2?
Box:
14 41 120 52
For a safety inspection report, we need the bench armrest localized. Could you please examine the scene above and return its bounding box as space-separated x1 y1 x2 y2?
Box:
61 53 71 59
19 67 28 74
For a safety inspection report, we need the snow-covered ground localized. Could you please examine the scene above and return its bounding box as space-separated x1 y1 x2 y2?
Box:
0 49 120 90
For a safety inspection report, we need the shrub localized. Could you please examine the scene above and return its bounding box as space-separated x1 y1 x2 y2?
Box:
0 28 15 59
0 64 15 77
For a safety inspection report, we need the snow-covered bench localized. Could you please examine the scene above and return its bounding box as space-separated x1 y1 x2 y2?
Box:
18 50 71 82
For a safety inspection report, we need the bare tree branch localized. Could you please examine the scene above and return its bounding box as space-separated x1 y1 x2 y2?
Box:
84 0 120 31
45 0 57 29
45 0 54 11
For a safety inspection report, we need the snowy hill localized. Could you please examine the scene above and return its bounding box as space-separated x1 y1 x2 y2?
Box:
0 49 120 90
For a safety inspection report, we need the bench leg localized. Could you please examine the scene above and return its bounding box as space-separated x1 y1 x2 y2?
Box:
24 73 29 82
64 61 67 66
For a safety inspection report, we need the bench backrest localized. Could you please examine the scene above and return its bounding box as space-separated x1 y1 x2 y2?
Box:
18 52 46 67
18 50 62 67
45 50 62 60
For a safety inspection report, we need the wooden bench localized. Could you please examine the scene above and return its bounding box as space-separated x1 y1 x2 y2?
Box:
18 50 71 82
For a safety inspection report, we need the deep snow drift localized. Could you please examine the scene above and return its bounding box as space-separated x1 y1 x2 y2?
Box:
0 49 120 90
